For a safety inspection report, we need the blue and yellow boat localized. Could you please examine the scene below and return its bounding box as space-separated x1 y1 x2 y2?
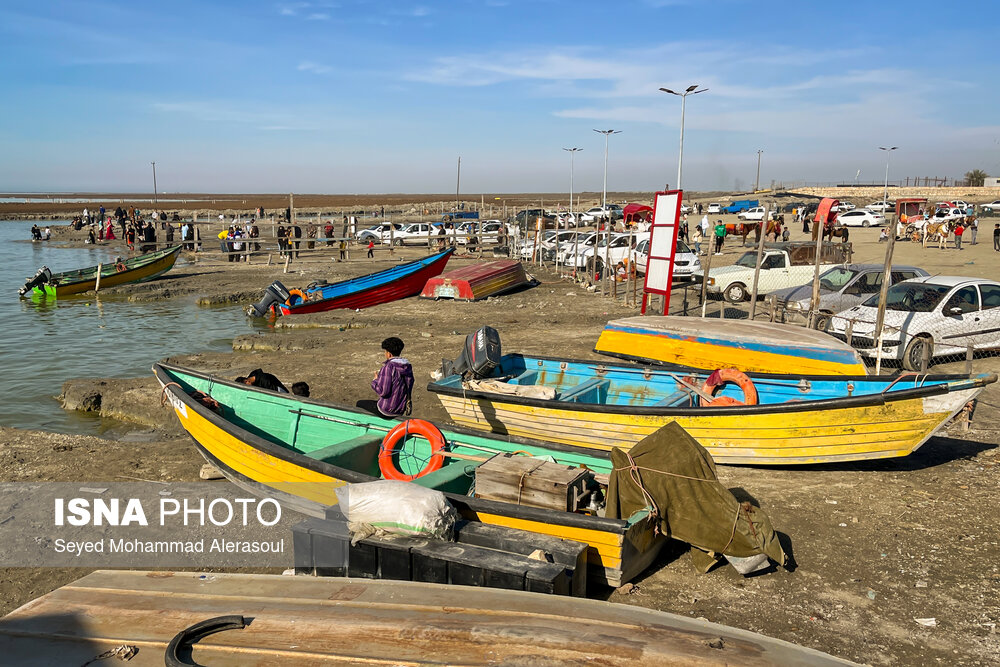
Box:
427 352 995 465
594 316 868 376
154 362 661 587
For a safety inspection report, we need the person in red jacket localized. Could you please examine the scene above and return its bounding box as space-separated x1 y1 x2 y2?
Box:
954 222 965 250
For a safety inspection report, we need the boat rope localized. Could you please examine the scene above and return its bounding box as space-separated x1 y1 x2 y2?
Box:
159 382 181 406
880 372 921 394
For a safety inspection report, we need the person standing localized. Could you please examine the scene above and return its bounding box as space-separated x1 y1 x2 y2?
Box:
292 223 302 258
993 223 1000 251
713 220 726 255
276 225 288 258
360 337 414 419
367 239 374 258
307 221 317 250
968 217 978 245
954 222 965 250
691 224 703 255
324 221 335 246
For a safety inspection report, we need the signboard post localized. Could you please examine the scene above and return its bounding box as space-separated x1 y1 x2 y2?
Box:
641 190 683 315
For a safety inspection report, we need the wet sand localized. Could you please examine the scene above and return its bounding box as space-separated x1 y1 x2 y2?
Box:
3 214 999 666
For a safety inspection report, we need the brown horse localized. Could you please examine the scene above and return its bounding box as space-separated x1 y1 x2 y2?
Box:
812 220 849 244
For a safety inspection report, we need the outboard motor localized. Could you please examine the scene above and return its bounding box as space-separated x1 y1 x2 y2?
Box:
440 326 502 379
246 280 291 317
18 266 51 297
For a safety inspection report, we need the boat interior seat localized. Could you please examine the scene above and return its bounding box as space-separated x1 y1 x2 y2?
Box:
307 434 385 471
652 390 695 407
558 378 610 403
409 462 476 494
509 370 538 385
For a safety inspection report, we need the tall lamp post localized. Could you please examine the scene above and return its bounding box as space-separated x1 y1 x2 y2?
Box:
563 147 582 229
593 129 620 212
754 149 763 193
873 146 898 375
660 84 707 190
151 161 158 206
879 146 897 213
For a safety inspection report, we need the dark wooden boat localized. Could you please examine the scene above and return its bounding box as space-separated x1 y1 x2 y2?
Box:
0 570 857 666
18 245 182 297
257 249 452 316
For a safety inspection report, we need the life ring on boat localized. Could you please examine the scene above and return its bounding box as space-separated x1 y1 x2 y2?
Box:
115 262 127 273
379 419 447 481
699 368 759 407
284 288 307 307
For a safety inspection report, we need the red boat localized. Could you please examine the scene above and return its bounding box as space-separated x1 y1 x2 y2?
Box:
247 249 453 317
420 260 529 301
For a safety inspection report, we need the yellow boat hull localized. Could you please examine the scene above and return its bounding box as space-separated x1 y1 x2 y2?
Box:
163 381 661 586
434 388 979 465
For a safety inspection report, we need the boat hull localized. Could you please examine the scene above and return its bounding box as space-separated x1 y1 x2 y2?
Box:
595 316 868 376
420 259 529 301
31 245 183 297
154 363 660 586
277 249 452 315
433 388 979 464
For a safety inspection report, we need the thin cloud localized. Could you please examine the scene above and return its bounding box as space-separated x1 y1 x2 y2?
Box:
307 12 330 20
298 60 332 74
151 101 319 131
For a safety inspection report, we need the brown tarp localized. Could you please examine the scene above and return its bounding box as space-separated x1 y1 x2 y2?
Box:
606 421 788 573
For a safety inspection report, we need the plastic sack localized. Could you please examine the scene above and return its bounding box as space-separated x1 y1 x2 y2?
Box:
334 480 456 541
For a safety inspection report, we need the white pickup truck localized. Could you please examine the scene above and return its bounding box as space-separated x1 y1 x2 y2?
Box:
696 244 848 303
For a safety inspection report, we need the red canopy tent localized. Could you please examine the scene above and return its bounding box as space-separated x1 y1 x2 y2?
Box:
623 203 653 226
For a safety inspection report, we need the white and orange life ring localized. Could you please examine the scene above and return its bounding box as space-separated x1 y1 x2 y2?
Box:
379 419 447 481
700 368 759 407
284 288 307 307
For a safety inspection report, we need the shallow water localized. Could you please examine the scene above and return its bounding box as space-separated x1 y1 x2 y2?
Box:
1 221 262 434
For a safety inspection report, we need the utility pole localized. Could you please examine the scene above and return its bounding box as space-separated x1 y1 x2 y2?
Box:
660 85 707 190
456 156 461 212
754 150 763 193
151 162 158 205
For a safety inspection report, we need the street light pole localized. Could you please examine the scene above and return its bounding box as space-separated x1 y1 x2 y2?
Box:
593 130 620 211
660 84 707 190
563 147 581 227
754 149 763 193
880 146 897 214
151 161 158 206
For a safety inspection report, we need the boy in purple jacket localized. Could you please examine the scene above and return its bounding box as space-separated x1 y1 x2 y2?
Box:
367 337 414 418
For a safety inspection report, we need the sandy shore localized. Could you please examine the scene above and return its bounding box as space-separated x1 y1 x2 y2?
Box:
3 217 999 666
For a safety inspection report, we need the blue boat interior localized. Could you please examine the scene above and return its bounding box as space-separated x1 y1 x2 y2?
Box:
434 354 973 408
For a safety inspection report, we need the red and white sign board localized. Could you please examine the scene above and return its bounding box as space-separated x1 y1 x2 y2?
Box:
641 190 682 315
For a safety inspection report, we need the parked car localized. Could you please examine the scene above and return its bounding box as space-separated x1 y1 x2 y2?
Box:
721 199 759 214
770 264 928 328
933 208 967 223
828 276 1000 370
392 222 435 245
865 201 896 213
680 203 693 214
634 237 701 281
555 212 582 227
781 201 807 213
837 210 885 227
581 206 614 223
356 223 402 243
695 243 847 303
562 232 636 269
514 209 556 229
832 202 856 212
707 203 723 214
737 206 767 221
456 220 504 245
983 200 1000 213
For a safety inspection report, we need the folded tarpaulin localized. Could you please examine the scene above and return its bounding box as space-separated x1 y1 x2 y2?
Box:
606 421 788 573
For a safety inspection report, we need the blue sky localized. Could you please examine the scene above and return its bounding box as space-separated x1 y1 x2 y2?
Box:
0 0 997 193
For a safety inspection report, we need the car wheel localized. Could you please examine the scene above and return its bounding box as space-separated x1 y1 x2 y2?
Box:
812 313 831 331
394 238 403 246
862 220 870 228
723 282 747 303
902 335 933 372
904 224 916 236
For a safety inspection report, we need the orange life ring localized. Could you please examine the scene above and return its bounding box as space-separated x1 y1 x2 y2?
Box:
284 288 307 307
699 368 758 407
115 262 127 273
379 419 447 481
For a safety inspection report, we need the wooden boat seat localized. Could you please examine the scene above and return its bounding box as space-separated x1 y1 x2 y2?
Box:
558 378 610 403
410 462 476 494
306 434 385 470
651 390 694 407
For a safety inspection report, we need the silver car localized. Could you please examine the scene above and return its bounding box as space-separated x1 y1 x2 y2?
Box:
770 263 928 329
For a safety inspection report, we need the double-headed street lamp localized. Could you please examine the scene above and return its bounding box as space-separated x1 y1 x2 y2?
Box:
660 84 707 190
593 129 620 212
563 147 582 225
879 146 897 213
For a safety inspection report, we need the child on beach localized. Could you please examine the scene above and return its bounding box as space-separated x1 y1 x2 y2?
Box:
367 240 374 258
359 337 414 419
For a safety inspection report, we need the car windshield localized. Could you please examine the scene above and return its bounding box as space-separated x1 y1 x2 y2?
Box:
819 267 859 291
734 252 760 268
863 283 950 312
676 239 691 253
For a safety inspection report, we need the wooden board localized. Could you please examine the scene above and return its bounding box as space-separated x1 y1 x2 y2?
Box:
474 453 589 512
0 570 858 666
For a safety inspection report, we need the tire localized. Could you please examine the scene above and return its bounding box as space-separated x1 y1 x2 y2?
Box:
723 282 748 303
902 335 933 371
904 224 916 236
862 220 870 228
393 238 404 246
813 313 831 331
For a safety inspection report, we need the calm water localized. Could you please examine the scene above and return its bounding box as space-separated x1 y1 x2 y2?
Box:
1 221 263 434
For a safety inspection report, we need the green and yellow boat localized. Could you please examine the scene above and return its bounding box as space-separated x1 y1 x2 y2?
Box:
154 362 662 587
18 245 182 297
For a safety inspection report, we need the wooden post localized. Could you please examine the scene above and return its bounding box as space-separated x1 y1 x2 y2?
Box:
807 214 825 329
845 320 854 347
920 338 931 372
966 344 974 375
284 255 290 273
872 223 898 374
95 263 102 292
748 205 769 320
699 245 714 318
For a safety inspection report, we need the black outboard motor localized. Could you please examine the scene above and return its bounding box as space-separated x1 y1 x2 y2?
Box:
441 326 502 379
246 281 291 317
18 266 51 297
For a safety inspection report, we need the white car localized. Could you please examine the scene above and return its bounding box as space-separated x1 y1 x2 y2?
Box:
356 223 402 243
828 276 1000 370
707 203 722 214
392 222 436 245
833 202 856 212
865 201 895 213
983 200 1000 213
737 206 767 221
680 203 693 214
933 208 967 223
456 220 504 245
555 212 582 228
837 210 885 227
634 237 701 280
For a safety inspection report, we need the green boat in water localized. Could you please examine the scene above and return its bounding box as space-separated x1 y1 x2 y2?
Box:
18 244 182 297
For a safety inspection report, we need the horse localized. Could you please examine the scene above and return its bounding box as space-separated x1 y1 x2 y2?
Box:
812 219 849 244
